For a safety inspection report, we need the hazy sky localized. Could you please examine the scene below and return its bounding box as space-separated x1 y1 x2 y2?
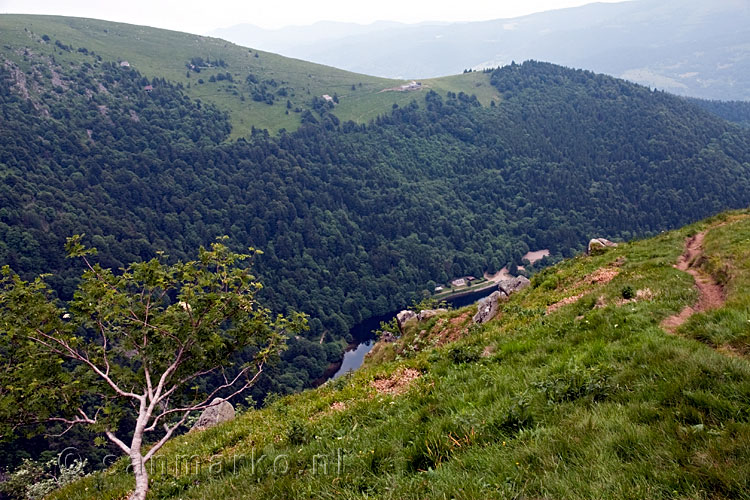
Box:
0 0 631 33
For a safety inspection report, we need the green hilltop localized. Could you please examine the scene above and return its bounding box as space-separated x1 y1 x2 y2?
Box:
0 14 501 136
51 210 750 499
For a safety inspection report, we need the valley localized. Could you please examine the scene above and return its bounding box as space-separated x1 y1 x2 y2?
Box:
1 11 750 499
2 14 750 407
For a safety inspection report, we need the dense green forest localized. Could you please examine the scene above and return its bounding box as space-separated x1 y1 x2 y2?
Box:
687 97 750 128
3 49 750 403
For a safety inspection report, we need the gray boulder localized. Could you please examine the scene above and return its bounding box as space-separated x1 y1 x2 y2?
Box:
191 398 235 432
588 238 618 255
396 309 417 331
417 308 448 322
472 290 506 324
497 276 531 296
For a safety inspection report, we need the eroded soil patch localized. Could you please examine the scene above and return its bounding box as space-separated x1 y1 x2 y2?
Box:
371 368 421 396
546 261 623 314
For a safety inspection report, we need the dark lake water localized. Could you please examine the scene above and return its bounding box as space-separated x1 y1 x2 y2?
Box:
331 339 376 380
330 284 499 380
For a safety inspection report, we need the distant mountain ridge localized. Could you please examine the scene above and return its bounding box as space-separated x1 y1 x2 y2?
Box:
212 0 750 100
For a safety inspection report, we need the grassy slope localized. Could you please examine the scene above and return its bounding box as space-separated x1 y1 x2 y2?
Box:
0 15 500 136
681 215 750 355
53 210 750 499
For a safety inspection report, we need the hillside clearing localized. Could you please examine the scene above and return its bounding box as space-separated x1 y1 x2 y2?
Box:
0 14 501 135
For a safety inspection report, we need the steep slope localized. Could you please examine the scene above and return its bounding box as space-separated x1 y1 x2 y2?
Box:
3 18 750 489
3 51 750 401
52 210 750 499
0 14 500 135
216 0 750 100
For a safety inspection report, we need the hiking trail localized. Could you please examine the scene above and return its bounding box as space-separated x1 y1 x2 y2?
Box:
661 230 725 333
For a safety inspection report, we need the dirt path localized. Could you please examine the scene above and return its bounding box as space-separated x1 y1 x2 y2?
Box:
661 231 725 333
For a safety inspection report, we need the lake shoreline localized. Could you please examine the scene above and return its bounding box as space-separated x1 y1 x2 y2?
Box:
313 359 344 387
316 284 502 386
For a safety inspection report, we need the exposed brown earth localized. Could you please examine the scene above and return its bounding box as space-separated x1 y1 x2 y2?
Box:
589 267 620 284
546 262 622 314
330 401 347 412
371 368 421 396
522 249 551 265
437 312 473 346
484 267 514 283
546 292 586 314
661 231 725 333
613 287 654 307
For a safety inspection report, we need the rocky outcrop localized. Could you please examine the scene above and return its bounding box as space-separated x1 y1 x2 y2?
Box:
588 238 618 255
497 276 531 296
472 276 530 325
417 308 448 322
191 398 235 432
396 308 449 332
472 291 505 324
379 331 398 343
396 310 417 331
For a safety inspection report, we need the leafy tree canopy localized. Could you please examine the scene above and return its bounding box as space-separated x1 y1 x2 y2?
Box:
0 236 306 499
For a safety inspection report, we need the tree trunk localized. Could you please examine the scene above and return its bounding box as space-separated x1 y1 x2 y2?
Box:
129 453 149 500
128 402 150 500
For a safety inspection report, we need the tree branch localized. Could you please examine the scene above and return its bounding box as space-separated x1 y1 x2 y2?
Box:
155 365 219 409
144 363 264 433
47 419 87 438
144 363 154 404
46 407 98 437
143 411 191 464
96 318 111 377
30 329 143 401
105 430 131 455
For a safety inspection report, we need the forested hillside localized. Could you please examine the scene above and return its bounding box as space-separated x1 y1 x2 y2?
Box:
688 98 750 128
3 36 750 401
